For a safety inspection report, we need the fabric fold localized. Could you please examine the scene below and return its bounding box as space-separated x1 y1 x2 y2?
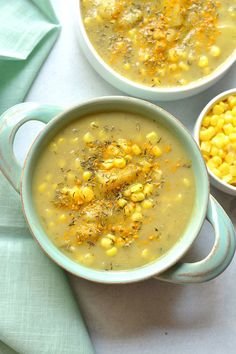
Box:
0 1 95 353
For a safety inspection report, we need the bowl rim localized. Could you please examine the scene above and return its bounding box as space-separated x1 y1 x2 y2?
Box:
21 96 209 283
194 87 236 195
77 1 236 95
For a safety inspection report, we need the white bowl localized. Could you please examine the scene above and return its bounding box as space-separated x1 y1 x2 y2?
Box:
194 88 236 196
75 2 236 101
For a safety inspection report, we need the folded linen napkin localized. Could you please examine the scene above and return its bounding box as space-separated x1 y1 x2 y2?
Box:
0 1 94 353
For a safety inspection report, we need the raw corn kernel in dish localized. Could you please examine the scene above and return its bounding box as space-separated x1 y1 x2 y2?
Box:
199 94 236 186
33 112 195 271
81 0 236 88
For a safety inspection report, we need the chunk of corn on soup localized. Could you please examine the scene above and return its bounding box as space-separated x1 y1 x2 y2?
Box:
81 1 236 87
199 94 236 187
33 112 195 270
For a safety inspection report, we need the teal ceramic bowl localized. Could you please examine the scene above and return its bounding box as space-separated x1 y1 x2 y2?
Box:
0 97 235 284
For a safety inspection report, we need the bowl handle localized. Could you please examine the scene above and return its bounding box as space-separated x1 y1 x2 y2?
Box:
155 195 236 284
0 103 63 193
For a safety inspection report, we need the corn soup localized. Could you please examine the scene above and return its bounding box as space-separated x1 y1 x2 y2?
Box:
200 94 236 185
81 0 236 87
33 113 195 270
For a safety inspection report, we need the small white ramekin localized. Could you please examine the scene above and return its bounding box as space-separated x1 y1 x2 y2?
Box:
194 88 236 196
75 2 236 101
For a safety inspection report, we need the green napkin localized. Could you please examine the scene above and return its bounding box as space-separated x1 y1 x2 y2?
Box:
0 1 94 353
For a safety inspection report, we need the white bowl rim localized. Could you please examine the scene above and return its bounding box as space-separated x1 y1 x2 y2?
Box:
194 87 236 195
77 1 236 95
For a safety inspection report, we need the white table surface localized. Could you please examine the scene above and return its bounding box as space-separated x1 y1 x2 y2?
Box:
16 1 236 353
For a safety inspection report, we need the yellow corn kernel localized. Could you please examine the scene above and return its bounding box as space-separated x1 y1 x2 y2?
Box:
98 129 108 141
211 136 226 148
143 183 153 196
49 142 57 152
131 193 145 202
199 126 216 141
82 253 94 265
57 137 65 145
200 141 211 154
176 193 183 201
90 121 99 129
183 178 190 187
230 166 236 177
132 144 142 155
168 48 179 62
74 157 82 169
142 200 153 209
140 160 152 172
213 104 224 115
141 248 149 258
117 198 127 208
225 152 235 164
100 237 113 249
210 115 219 126
169 63 178 71
131 212 143 222
130 183 143 193
179 61 189 71
101 159 114 170
70 137 79 145
212 168 222 178
198 55 208 68
222 174 233 183
218 149 225 159
202 116 210 127
210 45 221 57
38 182 47 193
210 146 218 156
124 203 134 216
153 170 163 181
223 123 233 135
80 186 94 202
45 173 52 182
58 214 67 222
125 154 132 161
229 133 236 142
123 63 131 70
45 208 53 216
212 156 222 167
83 132 94 144
232 108 236 118
84 17 92 25
146 131 159 144
224 112 233 123
135 205 142 212
106 234 116 241
219 162 230 175
83 171 92 181
228 96 236 109
48 221 55 229
114 157 126 169
106 247 118 257
216 118 224 131
123 188 131 197
152 145 162 157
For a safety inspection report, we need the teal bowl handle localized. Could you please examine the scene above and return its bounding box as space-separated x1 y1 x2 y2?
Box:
0 103 63 193
155 195 236 284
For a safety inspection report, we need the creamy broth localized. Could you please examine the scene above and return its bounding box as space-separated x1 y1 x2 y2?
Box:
33 112 195 270
81 0 236 87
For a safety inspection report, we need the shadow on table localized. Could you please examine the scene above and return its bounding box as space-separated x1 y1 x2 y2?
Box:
69 212 233 338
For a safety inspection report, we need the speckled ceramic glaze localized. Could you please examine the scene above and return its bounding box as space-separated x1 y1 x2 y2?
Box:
0 97 235 284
